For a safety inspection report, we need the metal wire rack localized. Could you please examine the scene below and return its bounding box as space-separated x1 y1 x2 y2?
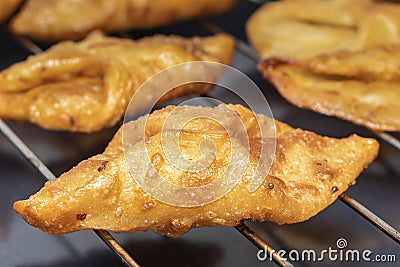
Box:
0 1 399 266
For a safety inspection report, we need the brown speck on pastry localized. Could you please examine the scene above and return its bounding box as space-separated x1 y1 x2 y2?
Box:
331 186 339 193
348 181 356 187
98 161 109 172
268 182 274 189
76 213 87 220
69 116 75 127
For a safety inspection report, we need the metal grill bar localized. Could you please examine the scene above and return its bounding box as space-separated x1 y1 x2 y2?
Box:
0 120 56 181
373 131 400 151
95 230 141 267
0 120 140 267
3 33 140 267
235 222 293 267
340 193 400 244
197 19 400 244
14 35 43 54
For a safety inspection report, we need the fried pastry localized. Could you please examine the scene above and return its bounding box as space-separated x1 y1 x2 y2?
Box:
0 32 235 132
10 0 237 41
14 104 379 236
260 45 400 131
0 0 23 23
246 0 400 60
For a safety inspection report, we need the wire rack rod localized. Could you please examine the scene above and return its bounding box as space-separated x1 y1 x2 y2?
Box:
197 19 400 244
14 35 43 54
0 120 140 267
235 222 293 267
373 131 400 151
0 120 56 181
4 33 141 267
340 193 400 244
95 230 141 267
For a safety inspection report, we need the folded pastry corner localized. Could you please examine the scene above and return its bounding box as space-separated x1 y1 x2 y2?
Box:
0 32 235 132
14 104 379 236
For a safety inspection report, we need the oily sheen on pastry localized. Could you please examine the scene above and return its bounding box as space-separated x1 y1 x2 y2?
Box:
0 32 235 132
14 104 379 236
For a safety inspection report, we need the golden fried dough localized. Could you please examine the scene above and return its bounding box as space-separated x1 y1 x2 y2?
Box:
10 0 237 41
248 0 400 131
0 0 23 23
246 0 400 60
260 45 400 131
14 104 379 236
0 32 235 132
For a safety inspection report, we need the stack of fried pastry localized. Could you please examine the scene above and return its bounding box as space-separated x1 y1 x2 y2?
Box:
0 0 236 41
14 104 379 236
0 32 235 132
247 0 400 131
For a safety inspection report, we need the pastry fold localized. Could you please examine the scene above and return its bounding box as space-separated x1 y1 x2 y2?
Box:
10 0 237 41
247 0 400 131
0 32 235 132
14 104 379 236
260 45 400 131
246 0 400 60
